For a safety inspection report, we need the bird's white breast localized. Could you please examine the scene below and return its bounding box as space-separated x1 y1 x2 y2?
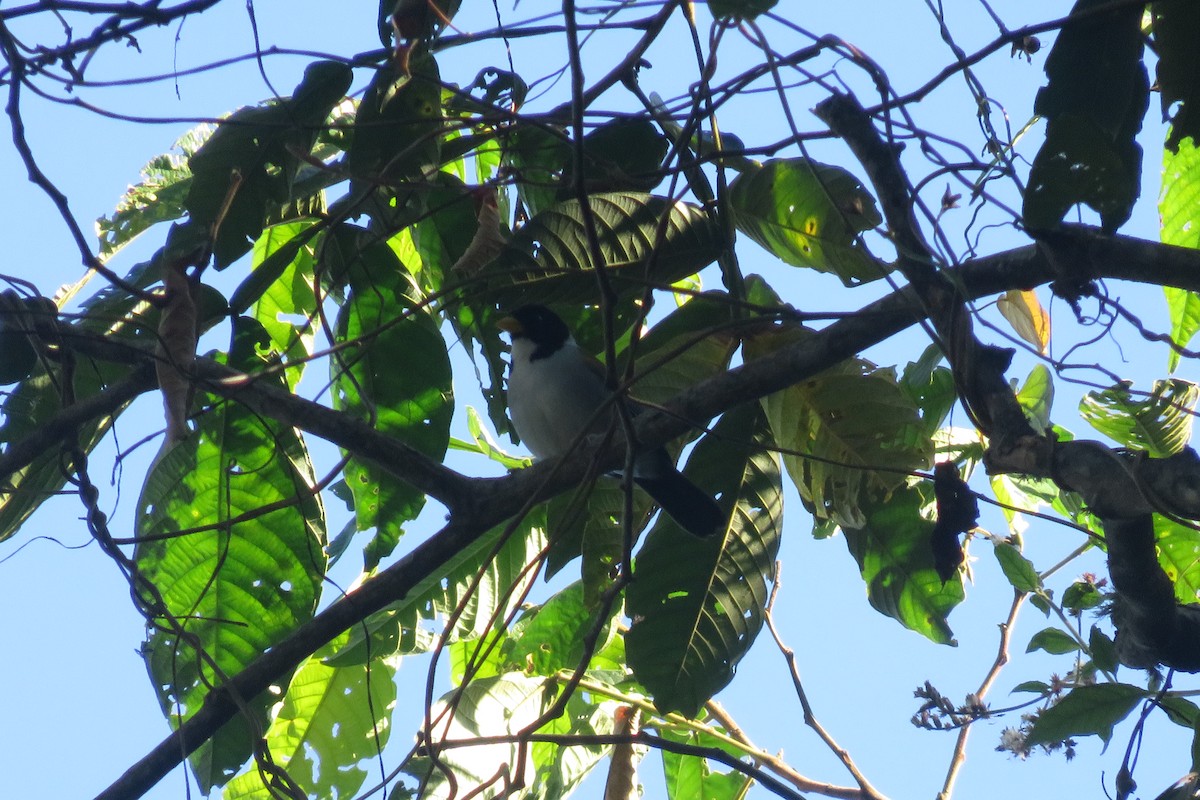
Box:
507 338 611 460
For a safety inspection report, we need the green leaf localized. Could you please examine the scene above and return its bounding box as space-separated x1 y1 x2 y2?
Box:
728 158 885 285
187 61 352 267
1063 579 1106 612
1012 680 1051 695
1161 137 1200 371
326 514 548 666
1080 379 1198 457
1015 364 1054 431
1024 0 1148 232
504 582 620 677
136 318 326 792
96 125 208 261
994 542 1042 593
1026 627 1080 655
223 636 397 799
900 343 955 436
332 251 452 570
1154 514 1200 605
1089 626 1119 674
626 404 783 717
568 117 669 193
347 53 442 185
502 124 569 219
1027 683 1144 746
240 221 321 388
842 481 964 644
658 725 753 800
479 192 724 307
406 673 614 800
751 326 932 529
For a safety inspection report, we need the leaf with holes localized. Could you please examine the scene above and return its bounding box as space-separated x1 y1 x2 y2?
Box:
135 318 326 793
222 634 396 800
749 326 931 530
843 481 964 644
729 158 884 285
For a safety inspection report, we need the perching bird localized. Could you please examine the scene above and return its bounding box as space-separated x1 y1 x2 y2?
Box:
498 304 725 538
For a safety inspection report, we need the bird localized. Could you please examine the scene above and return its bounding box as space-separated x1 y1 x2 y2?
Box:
498 304 725 538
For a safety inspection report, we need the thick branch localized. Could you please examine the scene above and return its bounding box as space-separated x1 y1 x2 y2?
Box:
79 226 1200 797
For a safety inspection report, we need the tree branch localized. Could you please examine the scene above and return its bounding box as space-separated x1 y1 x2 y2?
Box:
79 225 1200 797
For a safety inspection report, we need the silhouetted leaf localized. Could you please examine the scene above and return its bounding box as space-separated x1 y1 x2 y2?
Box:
626 404 783 717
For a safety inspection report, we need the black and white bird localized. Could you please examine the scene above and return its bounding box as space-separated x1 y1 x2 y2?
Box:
498 304 725 538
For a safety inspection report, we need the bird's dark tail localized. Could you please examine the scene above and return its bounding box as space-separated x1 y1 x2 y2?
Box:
635 470 726 538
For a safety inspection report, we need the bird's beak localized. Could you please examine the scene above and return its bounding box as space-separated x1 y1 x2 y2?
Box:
496 316 522 335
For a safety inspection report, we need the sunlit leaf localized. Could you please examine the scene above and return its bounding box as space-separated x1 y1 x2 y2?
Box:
326 514 547 666
843 481 963 644
750 326 931 529
406 673 616 800
729 158 885 285
994 541 1042 593
223 636 397 800
1079 379 1198 457
1155 515 1200 605
136 318 326 792
1160 137 1200 372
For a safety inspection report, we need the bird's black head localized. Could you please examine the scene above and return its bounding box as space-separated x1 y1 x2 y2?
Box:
498 304 570 353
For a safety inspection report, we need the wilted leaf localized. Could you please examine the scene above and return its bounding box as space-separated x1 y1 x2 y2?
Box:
997 289 1050 353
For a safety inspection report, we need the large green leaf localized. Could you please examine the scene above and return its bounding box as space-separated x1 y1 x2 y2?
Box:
1160 137 1200 372
347 52 442 186
406 673 616 800
1027 682 1144 746
843 481 964 644
1155 515 1200 605
326 513 548 666
658 725 752 800
626 404 783 718
135 318 326 793
222 635 397 800
1079 379 1197 457
332 241 452 570
1024 0 1148 231
751 327 932 530
478 192 724 306
728 158 884 285
186 61 352 267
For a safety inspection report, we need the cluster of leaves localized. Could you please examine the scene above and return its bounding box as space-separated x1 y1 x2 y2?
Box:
7 0 1200 799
